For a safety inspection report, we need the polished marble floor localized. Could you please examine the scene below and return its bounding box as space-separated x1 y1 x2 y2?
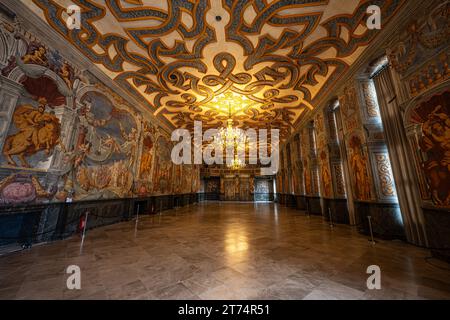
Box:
0 202 449 300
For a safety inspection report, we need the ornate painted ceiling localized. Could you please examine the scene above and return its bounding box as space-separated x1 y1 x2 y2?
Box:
25 0 405 140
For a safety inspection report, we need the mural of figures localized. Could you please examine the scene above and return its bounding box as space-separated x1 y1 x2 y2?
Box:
0 18 200 205
192 166 200 193
61 91 139 200
139 121 154 179
298 128 312 195
315 112 325 134
3 97 60 168
1 76 65 169
340 86 359 121
320 151 333 198
182 165 193 194
153 136 173 194
304 159 312 195
348 135 371 201
173 165 182 194
295 161 304 195
410 91 450 207
315 110 334 198
2 38 76 90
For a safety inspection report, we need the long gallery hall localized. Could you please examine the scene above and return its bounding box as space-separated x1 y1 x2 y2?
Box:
0 0 449 301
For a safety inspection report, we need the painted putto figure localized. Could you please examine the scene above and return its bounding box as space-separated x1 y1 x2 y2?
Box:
22 43 48 66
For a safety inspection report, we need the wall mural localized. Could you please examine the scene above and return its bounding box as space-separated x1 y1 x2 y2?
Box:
348 135 372 201
139 121 155 180
303 159 311 195
0 18 200 205
152 136 174 194
172 164 198 195
319 151 333 198
315 112 333 198
279 78 396 203
192 166 201 194
388 1 449 97
389 0 450 208
299 128 311 195
2 77 63 169
408 90 450 207
338 83 376 202
27 0 406 141
339 86 361 133
66 91 139 200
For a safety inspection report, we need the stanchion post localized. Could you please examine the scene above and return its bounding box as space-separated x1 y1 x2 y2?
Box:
306 200 310 218
135 204 139 236
80 211 89 254
367 215 376 245
328 207 334 228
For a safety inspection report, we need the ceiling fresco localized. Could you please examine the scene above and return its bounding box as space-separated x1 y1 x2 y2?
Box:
26 0 405 140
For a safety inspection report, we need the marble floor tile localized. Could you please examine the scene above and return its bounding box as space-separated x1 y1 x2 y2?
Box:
0 202 449 300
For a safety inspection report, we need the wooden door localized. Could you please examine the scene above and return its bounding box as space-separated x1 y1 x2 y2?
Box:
240 179 250 201
224 179 235 200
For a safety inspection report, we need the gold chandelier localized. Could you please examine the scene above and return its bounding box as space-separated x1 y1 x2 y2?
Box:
228 155 246 170
217 119 246 169
209 92 249 169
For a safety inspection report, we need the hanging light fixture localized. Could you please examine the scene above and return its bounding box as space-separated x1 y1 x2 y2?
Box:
217 119 247 169
208 92 249 169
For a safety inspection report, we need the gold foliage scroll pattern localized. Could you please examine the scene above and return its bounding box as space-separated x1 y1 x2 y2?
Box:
389 1 449 76
333 163 346 197
388 1 450 96
32 0 405 139
374 153 396 197
362 81 380 118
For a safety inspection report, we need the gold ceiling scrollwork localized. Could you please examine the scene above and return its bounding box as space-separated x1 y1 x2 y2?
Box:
29 0 405 140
